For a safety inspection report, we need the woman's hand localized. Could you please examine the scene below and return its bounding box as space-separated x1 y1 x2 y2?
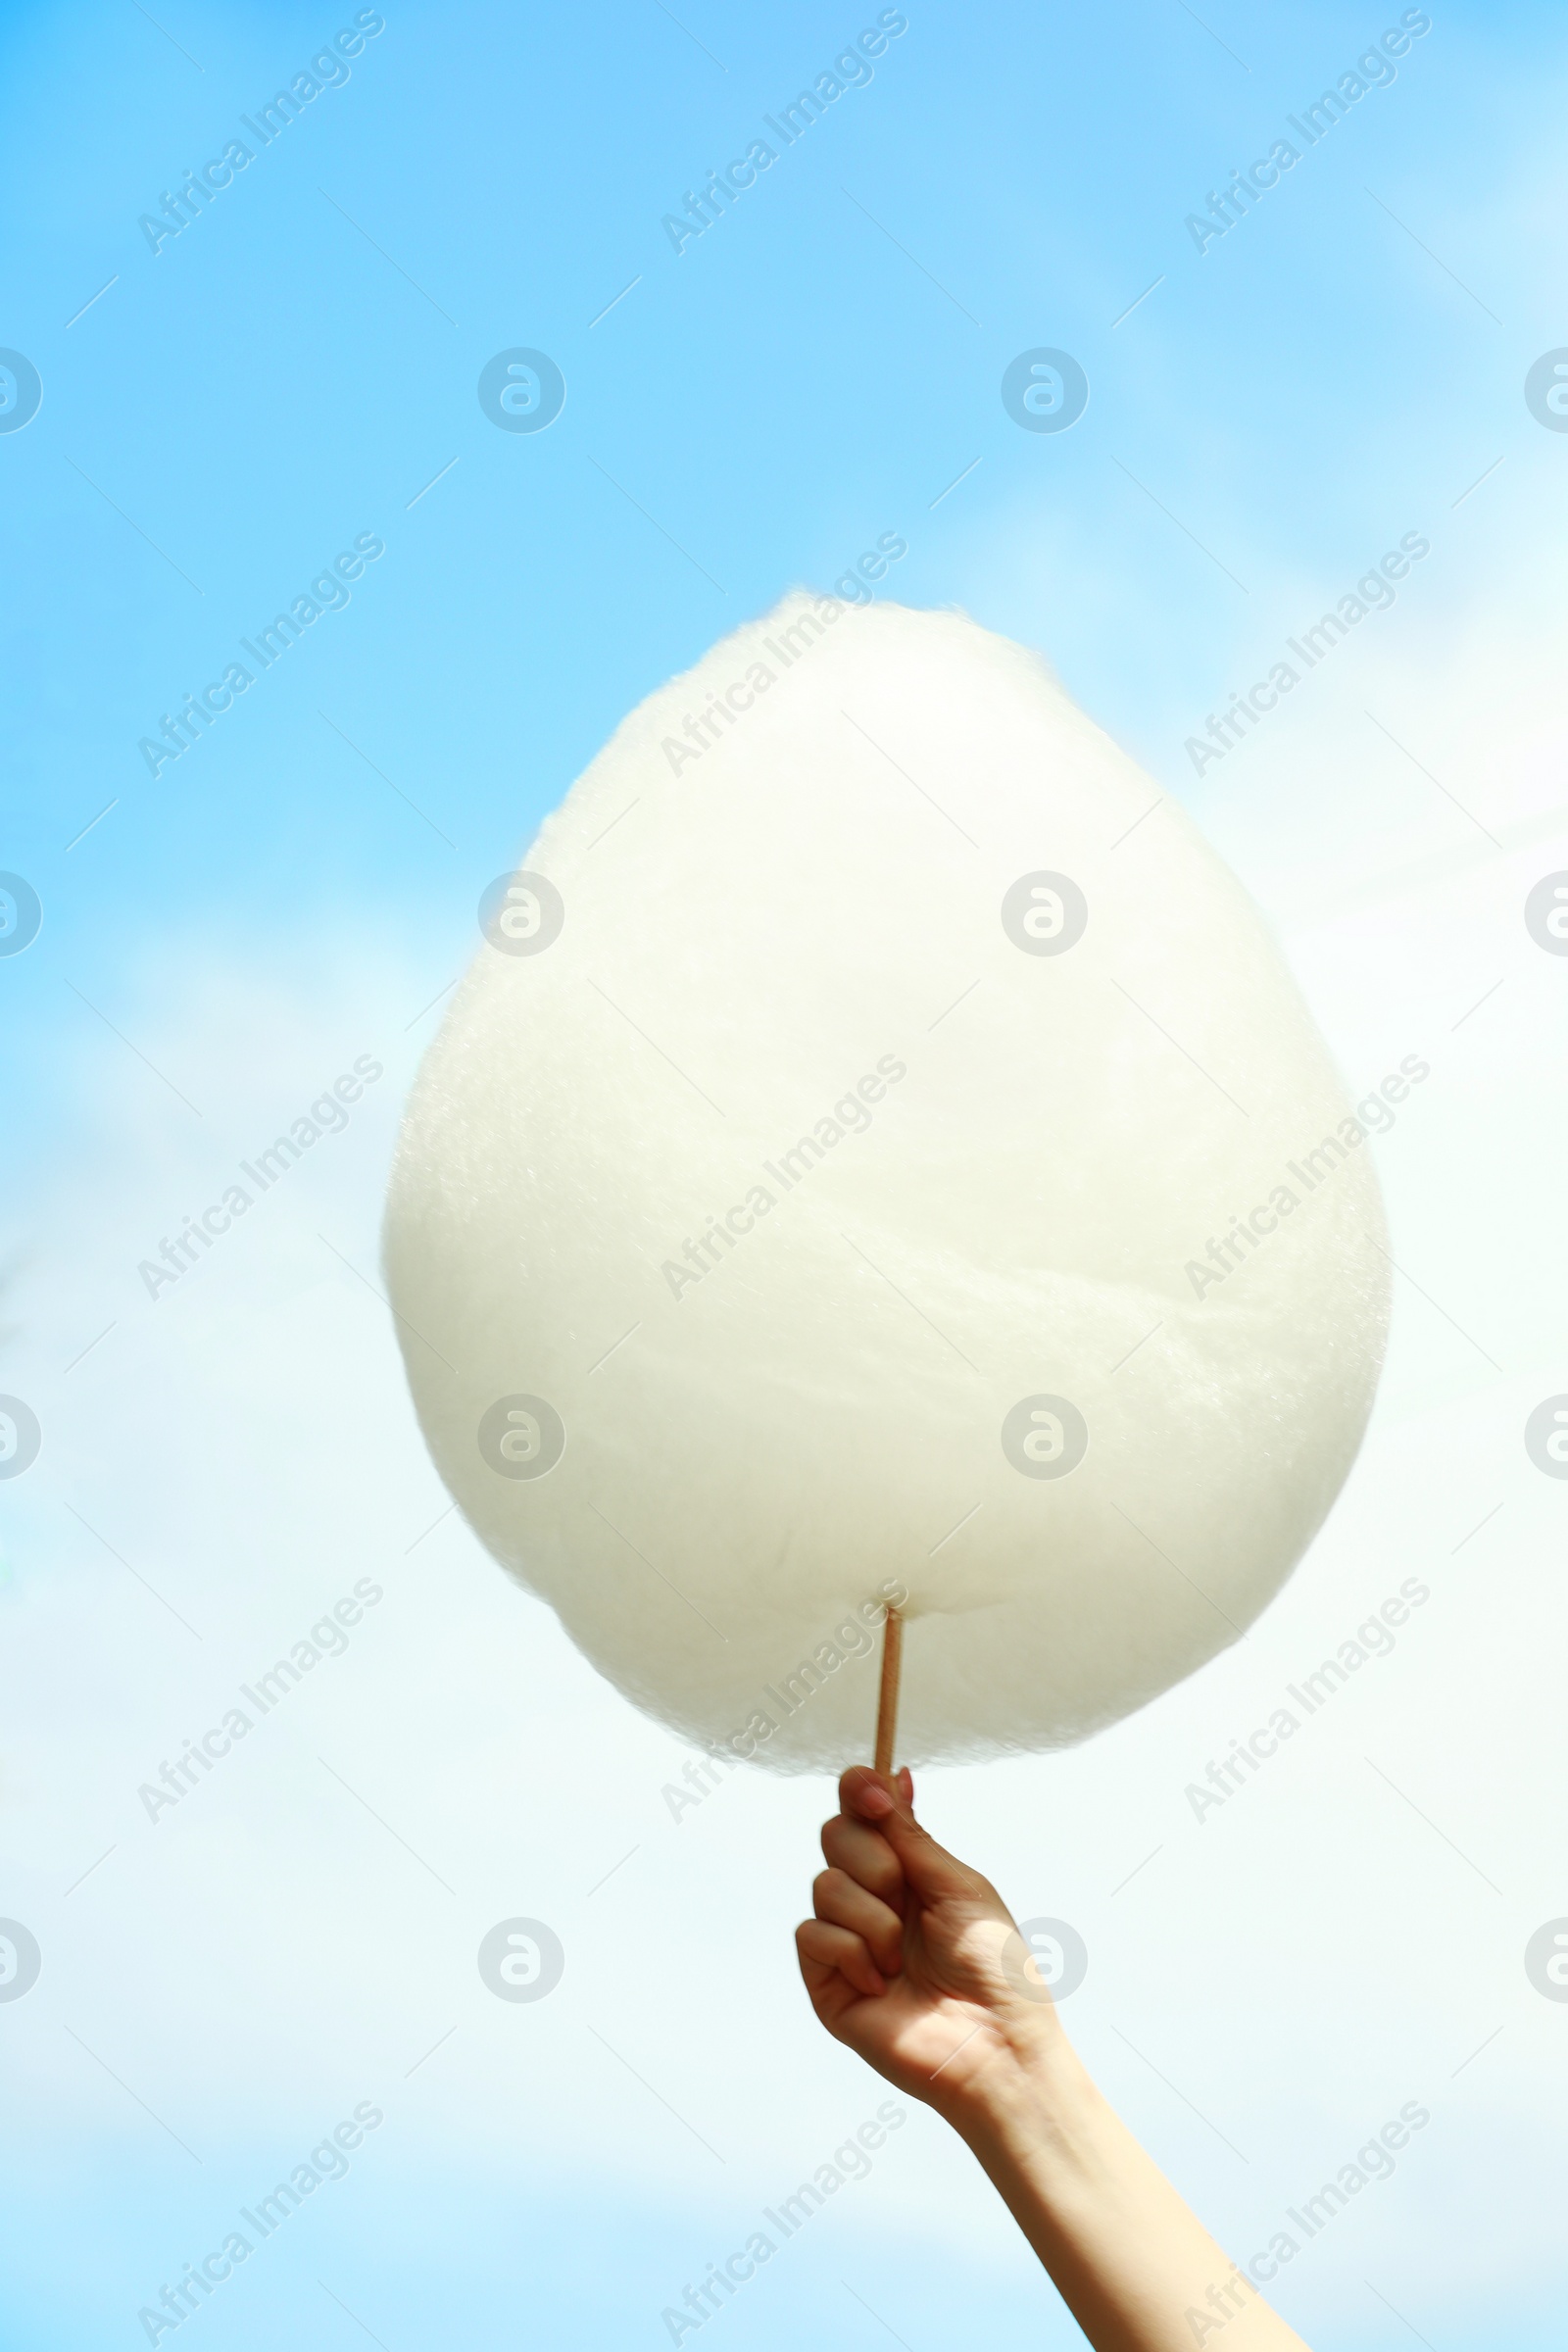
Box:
795 1765 1314 2351
795 1764 1067 2125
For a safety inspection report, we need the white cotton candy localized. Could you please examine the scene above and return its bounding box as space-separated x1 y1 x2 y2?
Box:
382 594 1389 1772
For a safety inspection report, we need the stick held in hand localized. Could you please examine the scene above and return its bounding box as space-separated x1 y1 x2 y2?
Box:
874 1605 904 1778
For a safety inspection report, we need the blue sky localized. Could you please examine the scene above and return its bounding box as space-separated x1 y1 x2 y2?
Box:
4 1 1568 2346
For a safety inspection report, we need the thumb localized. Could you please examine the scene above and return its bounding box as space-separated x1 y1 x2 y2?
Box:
843 1769 984 1905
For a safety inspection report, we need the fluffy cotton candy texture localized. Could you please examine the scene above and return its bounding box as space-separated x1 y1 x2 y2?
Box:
383 594 1389 1772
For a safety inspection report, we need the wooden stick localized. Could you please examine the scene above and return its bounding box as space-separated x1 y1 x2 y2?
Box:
874 1606 904 1780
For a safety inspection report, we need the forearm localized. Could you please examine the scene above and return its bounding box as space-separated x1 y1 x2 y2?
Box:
951 2035 1310 2352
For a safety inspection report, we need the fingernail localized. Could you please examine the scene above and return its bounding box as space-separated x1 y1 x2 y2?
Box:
854 1782 894 1818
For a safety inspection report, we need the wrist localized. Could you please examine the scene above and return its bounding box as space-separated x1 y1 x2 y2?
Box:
933 2002 1098 2151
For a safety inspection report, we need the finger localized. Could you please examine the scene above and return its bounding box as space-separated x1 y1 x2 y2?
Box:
812 1868 904 1975
795 1926 858 2030
840 1766 913 1823
842 1769 987 1906
821 1812 905 1905
840 1765 896 1821
795 1917 885 1999
795 1921 846 2000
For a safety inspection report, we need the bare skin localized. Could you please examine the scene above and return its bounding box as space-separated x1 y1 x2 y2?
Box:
796 1766 1311 2352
